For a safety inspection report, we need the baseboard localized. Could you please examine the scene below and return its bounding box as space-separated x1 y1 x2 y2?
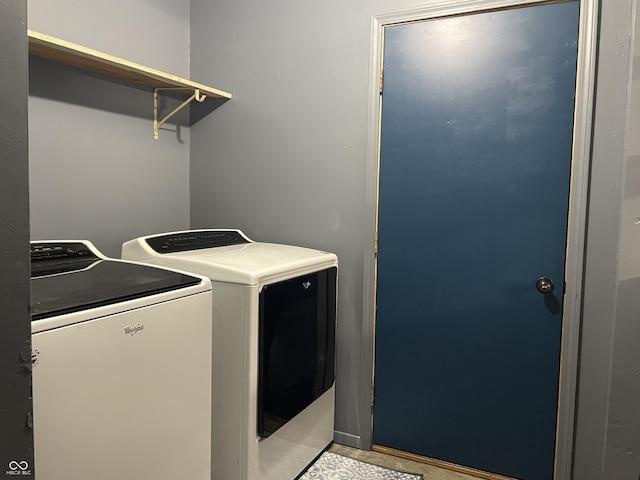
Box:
371 445 518 480
333 430 361 449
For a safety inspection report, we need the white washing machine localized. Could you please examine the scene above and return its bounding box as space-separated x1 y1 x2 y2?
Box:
31 240 213 480
121 229 338 480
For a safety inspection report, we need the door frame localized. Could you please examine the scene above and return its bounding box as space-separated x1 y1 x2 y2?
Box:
359 1 598 478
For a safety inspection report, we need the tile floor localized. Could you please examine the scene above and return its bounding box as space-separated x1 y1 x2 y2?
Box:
328 443 484 480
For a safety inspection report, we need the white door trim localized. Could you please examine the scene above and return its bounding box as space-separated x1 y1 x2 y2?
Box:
359 1 598 479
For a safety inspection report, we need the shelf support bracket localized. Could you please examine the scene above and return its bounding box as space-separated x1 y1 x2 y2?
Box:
153 87 207 140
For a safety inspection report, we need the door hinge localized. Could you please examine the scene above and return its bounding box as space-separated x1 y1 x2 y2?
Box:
374 231 379 256
371 384 375 407
379 68 384 95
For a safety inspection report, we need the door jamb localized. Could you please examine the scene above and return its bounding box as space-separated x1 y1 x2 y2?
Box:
359 1 598 479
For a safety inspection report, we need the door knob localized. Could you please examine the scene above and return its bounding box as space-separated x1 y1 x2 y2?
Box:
536 277 554 294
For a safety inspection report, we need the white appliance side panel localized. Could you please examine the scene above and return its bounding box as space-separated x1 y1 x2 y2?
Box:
210 282 244 480
32 291 213 480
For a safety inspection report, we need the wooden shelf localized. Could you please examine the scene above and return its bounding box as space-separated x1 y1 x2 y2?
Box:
28 30 231 138
28 30 232 101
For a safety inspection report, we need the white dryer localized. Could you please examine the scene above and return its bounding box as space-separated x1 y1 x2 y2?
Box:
121 229 338 480
31 240 213 480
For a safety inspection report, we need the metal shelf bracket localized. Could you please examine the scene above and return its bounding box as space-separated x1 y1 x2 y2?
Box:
153 87 207 140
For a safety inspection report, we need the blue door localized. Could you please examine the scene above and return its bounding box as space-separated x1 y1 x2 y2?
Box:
373 3 580 480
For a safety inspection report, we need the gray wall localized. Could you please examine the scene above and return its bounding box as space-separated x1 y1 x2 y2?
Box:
0 0 33 475
27 0 192 257
602 2 640 477
190 0 640 479
572 0 639 479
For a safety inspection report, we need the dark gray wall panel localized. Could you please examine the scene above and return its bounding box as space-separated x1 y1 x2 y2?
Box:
605 278 640 479
571 0 637 479
0 0 33 475
602 4 640 479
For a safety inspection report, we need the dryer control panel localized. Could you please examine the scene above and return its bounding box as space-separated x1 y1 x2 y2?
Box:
146 230 251 253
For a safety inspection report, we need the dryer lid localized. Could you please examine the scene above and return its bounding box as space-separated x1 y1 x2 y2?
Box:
122 230 338 286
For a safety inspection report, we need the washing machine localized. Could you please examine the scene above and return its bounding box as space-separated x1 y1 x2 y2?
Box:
31 240 213 480
121 229 338 480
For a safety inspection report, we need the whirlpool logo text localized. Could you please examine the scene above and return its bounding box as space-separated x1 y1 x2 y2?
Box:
5 461 31 476
124 322 144 336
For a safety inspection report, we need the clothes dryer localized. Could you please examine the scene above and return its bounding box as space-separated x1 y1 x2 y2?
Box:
121 229 338 480
31 240 213 480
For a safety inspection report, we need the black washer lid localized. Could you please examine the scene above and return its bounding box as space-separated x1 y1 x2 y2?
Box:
31 242 203 321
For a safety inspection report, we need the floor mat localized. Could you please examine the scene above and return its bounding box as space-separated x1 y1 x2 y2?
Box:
300 451 424 480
